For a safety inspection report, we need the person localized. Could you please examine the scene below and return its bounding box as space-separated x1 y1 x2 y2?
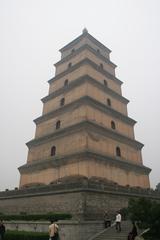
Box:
49 219 59 240
0 220 5 240
115 211 122 232
128 222 138 240
104 211 111 228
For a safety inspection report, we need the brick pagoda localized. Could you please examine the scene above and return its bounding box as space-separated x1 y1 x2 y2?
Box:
19 29 151 189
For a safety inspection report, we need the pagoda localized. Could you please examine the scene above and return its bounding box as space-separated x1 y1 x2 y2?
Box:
19 29 151 189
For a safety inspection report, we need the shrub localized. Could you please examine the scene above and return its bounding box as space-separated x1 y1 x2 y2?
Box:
1 213 72 221
128 197 160 239
5 230 48 240
119 207 129 220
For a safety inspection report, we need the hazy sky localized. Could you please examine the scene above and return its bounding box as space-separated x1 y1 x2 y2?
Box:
0 0 160 191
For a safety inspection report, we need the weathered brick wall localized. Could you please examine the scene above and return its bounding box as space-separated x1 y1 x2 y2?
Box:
0 191 85 219
0 181 160 220
84 191 128 220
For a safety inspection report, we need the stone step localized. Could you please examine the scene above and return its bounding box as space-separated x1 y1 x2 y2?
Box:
89 221 134 240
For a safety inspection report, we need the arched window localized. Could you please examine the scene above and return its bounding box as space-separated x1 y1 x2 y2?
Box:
68 62 72 68
116 147 121 157
56 120 61 129
60 98 65 106
111 121 116 130
107 98 111 106
64 79 69 86
51 146 56 156
100 63 103 69
104 80 108 86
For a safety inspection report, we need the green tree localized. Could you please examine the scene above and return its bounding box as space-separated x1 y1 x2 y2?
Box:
156 182 160 192
128 197 160 239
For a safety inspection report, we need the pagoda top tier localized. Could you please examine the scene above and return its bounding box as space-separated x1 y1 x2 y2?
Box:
59 29 111 60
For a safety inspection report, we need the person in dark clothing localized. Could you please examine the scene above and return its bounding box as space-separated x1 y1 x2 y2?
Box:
128 222 138 240
0 220 5 240
104 211 111 228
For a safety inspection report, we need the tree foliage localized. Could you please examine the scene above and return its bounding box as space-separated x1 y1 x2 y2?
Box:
156 182 160 192
128 197 160 239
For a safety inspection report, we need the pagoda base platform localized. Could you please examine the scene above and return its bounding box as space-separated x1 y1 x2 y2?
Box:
0 176 160 220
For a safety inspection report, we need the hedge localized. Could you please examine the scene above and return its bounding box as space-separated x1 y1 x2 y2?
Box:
5 230 48 240
0 213 72 221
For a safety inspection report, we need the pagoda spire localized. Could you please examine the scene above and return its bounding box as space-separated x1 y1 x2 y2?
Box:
82 27 88 34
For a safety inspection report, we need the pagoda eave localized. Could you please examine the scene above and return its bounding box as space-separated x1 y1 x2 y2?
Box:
48 58 122 85
59 31 111 54
27 120 143 149
55 44 116 68
35 96 135 126
18 150 151 175
42 75 128 104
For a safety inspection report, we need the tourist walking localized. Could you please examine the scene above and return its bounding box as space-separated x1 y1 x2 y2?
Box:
49 219 59 240
127 222 138 240
104 211 111 228
0 220 5 240
115 211 122 232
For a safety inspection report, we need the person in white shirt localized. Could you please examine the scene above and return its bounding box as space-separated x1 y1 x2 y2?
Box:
49 220 59 240
115 211 122 232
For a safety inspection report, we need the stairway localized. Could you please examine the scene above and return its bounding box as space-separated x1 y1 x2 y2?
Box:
89 221 133 240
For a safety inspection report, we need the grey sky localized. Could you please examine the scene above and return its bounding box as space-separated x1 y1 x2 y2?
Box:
0 0 160 190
